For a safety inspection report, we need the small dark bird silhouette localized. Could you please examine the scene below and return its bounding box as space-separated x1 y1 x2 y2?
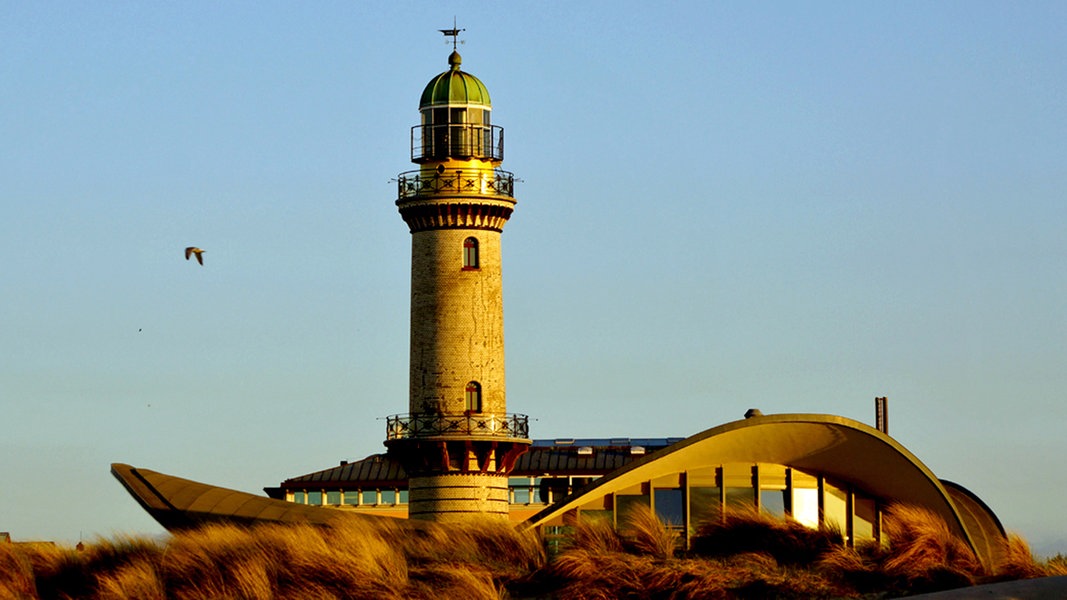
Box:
185 247 205 265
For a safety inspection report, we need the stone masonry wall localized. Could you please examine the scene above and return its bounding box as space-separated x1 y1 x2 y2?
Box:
409 228 506 416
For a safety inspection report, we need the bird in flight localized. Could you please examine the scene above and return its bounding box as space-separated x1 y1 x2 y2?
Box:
185 247 205 265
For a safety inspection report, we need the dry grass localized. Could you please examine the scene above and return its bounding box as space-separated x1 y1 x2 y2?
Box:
879 504 984 594
0 542 37 600
0 516 543 600
993 533 1047 581
619 505 680 559
3 504 1061 599
572 515 623 555
1045 554 1067 576
690 506 841 566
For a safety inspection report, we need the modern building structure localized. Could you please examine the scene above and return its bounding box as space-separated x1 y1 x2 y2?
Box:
113 35 1009 572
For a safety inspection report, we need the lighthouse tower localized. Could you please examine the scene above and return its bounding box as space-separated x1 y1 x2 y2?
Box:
384 39 531 521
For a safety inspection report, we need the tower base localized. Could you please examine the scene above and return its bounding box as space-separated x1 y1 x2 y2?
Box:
408 473 509 521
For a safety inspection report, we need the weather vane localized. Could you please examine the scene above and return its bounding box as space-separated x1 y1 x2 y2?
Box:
439 17 465 50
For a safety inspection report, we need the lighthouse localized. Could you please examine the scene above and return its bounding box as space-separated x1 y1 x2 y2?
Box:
384 36 531 521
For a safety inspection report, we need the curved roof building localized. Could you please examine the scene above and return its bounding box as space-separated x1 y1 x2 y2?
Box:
520 413 1006 569
115 412 1007 569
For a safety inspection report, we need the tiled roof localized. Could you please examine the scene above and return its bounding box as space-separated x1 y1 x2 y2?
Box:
275 438 684 490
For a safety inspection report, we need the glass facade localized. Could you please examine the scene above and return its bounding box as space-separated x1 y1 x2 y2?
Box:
723 464 755 514
823 481 848 536
283 462 883 551
538 462 887 550
687 467 720 537
853 493 879 545
758 464 787 518
654 488 684 529
790 470 820 528
510 476 539 504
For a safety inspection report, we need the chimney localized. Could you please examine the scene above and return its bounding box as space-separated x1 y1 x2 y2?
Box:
875 397 889 434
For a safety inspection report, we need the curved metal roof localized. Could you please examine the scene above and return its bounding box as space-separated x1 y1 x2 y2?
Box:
521 414 1001 567
419 51 491 109
110 463 422 532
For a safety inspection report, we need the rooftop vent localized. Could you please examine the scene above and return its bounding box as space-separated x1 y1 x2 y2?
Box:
744 408 764 418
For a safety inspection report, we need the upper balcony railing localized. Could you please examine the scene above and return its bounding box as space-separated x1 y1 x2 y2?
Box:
385 412 530 441
396 168 515 200
411 124 504 162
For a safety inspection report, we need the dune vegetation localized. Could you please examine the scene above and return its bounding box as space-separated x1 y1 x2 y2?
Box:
2 505 1063 599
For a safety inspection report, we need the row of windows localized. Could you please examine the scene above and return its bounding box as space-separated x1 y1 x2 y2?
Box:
462 235 481 410
287 476 564 508
567 464 884 549
289 489 409 507
285 463 881 547
289 481 552 508
422 107 492 126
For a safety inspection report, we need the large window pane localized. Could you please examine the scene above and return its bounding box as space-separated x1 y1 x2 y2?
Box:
723 464 755 513
759 464 787 518
510 477 534 504
823 481 848 536
654 488 684 528
616 492 650 531
853 494 877 545
579 510 613 524
688 468 721 534
790 470 819 527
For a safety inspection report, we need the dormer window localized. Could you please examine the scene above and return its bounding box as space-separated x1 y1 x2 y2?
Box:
463 237 479 269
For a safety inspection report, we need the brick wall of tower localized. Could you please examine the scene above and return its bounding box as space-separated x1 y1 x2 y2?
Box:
409 227 506 416
408 474 510 519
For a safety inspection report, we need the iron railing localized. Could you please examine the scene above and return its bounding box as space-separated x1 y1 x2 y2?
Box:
385 412 529 441
411 123 504 162
396 168 515 200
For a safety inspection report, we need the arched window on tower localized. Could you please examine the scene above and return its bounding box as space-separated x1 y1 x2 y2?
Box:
463 237 479 269
465 381 482 414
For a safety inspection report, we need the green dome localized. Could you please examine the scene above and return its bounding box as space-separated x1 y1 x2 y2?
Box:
419 51 491 108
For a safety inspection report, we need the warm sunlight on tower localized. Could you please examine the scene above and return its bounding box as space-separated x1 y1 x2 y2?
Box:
383 34 531 521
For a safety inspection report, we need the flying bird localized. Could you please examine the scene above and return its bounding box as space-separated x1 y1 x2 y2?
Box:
185 247 205 265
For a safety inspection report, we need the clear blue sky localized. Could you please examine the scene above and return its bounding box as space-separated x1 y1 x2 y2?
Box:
2 2 1065 555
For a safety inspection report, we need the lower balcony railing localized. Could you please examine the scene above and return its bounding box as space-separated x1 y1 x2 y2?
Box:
385 412 529 441
396 168 515 200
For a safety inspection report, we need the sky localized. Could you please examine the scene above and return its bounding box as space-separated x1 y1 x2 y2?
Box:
2 1 1065 555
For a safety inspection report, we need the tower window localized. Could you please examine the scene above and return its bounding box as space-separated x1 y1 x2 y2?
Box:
465 381 482 413
463 237 479 269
